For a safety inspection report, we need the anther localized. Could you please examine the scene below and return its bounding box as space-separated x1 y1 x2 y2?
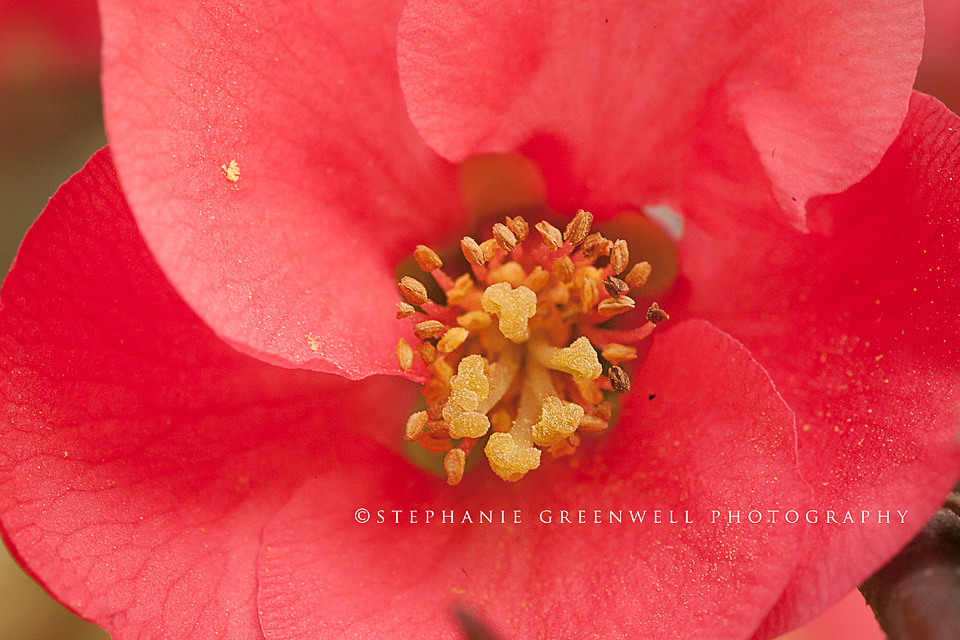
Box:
581 232 611 259
492 223 518 252
535 220 563 251
603 276 629 298
608 365 631 394
414 320 446 339
505 216 529 241
444 448 467 486
601 343 637 364
396 338 414 371
610 239 629 274
578 414 609 432
553 256 575 283
437 327 470 353
396 301 416 319
457 310 492 331
564 209 593 246
479 239 498 262
405 411 428 440
646 302 670 324
461 236 485 266
413 245 443 272
598 295 636 316
625 261 652 289
398 276 429 305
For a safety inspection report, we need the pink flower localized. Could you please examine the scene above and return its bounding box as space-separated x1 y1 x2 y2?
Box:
2 1 959 639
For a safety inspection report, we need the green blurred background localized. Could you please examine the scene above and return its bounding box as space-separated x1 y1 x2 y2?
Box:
1 1 958 638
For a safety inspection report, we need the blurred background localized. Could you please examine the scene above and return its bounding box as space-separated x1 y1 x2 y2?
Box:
1 0 958 638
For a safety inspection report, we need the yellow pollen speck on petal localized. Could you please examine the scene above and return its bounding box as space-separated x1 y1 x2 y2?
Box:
532 396 585 446
485 432 541 481
222 159 240 182
550 336 602 381
442 355 491 438
305 333 320 353
481 283 537 343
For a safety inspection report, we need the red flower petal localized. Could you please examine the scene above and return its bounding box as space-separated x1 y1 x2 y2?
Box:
0 148 418 640
257 319 809 640
674 93 960 636
397 0 921 228
98 0 466 378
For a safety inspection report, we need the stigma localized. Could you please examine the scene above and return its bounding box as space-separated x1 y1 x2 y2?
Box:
396 210 668 485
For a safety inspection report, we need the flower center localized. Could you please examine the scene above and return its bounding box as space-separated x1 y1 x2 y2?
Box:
396 210 669 485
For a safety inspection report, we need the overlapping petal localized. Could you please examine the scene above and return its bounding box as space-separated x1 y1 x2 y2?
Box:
98 0 466 378
672 93 960 636
257 320 809 640
0 149 418 640
397 0 922 230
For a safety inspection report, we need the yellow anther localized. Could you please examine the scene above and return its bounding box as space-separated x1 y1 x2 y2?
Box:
549 336 602 381
601 343 637 364
484 432 541 481
488 261 526 287
437 327 469 353
532 396 585 446
396 338 414 371
457 310 492 331
481 283 537 343
442 355 491 438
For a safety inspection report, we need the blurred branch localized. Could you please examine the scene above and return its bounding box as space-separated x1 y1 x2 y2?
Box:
860 495 960 640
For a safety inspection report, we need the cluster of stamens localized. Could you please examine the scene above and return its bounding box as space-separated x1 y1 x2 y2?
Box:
395 210 669 485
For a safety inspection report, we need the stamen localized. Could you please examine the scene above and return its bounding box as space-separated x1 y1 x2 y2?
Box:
481 283 537 343
414 320 446 340
564 209 593 245
444 448 467 486
610 239 629 274
603 276 629 298
608 365 631 394
396 338 414 372
492 223 518 252
553 256 575 283
601 343 638 364
398 276 429 305
646 302 670 324
405 410 428 441
535 220 563 250
396 210 672 483
414 245 443 272
457 310 492 331
437 327 470 353
461 236 485 266
505 216 530 241
598 295 636 316
625 261 652 289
